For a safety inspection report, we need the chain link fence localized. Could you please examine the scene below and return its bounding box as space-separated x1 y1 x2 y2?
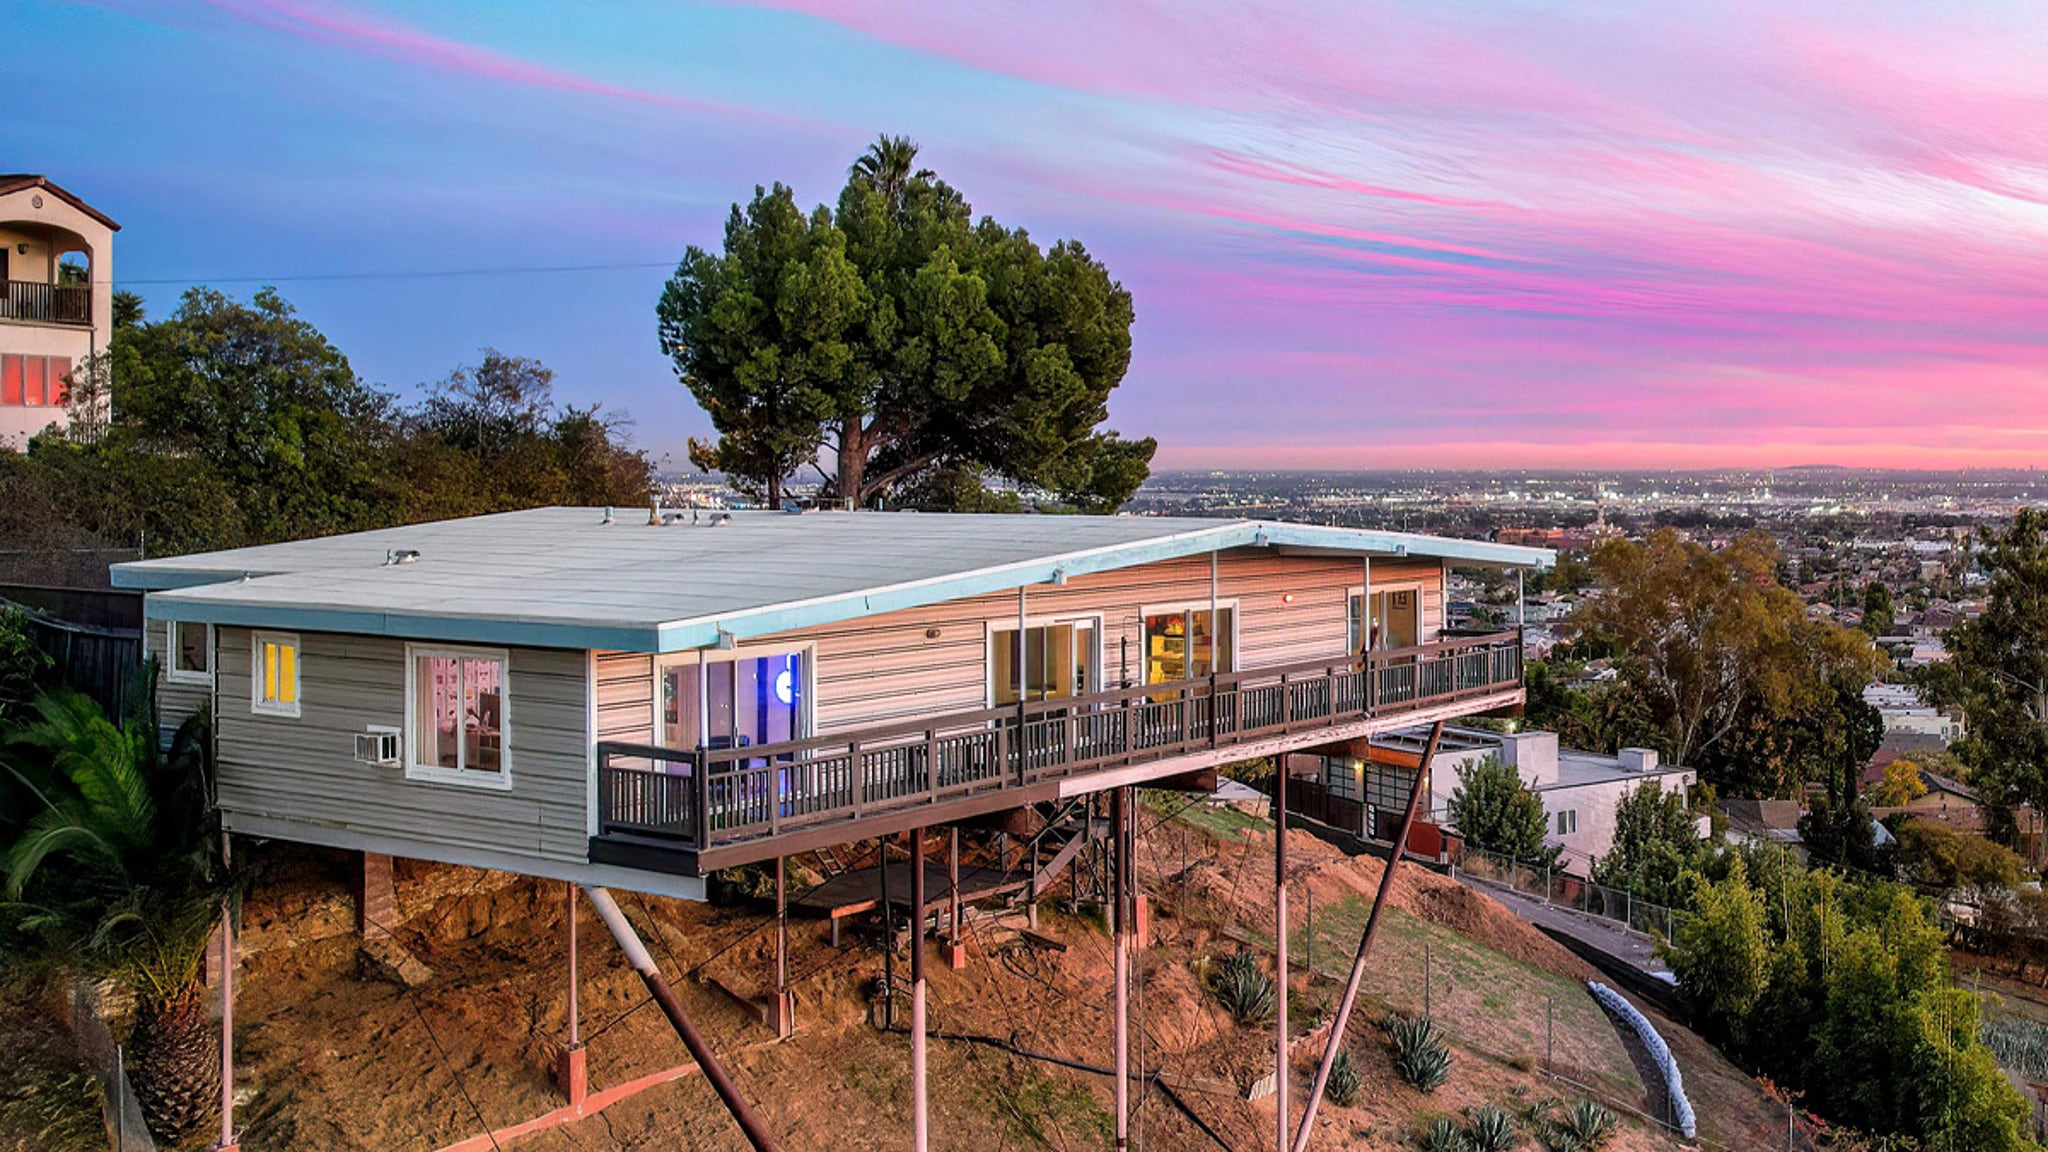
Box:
1451 844 1693 943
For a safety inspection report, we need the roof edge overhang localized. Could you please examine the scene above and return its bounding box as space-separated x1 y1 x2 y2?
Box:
131 517 1553 653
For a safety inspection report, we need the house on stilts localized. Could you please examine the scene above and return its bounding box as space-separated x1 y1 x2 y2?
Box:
115 505 1550 1151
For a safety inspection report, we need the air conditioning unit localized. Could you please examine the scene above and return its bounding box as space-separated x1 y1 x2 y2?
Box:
354 728 400 767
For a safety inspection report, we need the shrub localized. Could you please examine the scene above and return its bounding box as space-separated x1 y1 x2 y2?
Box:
1328 1050 1362 1108
1416 1115 1467 1152
1465 1105 1516 1152
1387 1012 1453 1093
1208 950 1275 1026
1561 1100 1616 1148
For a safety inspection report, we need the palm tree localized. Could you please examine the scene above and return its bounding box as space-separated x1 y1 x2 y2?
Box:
2 687 229 1142
848 133 933 208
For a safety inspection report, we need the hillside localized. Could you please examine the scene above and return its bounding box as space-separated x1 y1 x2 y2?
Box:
6 795 1788 1151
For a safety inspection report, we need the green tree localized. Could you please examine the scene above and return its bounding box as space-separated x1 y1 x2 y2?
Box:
1894 820 2025 891
1922 511 2048 841
1591 781 1706 907
0 690 232 1142
657 184 856 507
1668 857 1771 1046
658 135 1153 510
1862 582 1895 639
1447 754 1558 866
1577 530 1885 797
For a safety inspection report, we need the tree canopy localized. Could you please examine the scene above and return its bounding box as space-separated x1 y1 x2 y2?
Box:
1571 529 1886 797
1921 510 2048 840
0 289 654 578
658 134 1154 511
1446 754 1558 866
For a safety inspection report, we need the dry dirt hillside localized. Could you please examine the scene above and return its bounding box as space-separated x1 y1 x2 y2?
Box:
8 796 1790 1151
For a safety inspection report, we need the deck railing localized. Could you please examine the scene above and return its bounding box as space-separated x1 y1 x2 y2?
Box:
596 629 1523 854
0 280 91 326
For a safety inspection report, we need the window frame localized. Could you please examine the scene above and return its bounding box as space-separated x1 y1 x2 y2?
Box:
1136 599 1241 685
403 643 514 790
652 643 816 752
164 620 213 685
984 614 1104 706
1346 581 1428 654
249 630 301 718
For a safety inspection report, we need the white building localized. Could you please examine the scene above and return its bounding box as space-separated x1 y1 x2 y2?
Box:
1335 727 1699 876
1862 683 1964 744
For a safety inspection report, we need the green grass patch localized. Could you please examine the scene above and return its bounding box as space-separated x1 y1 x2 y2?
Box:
1148 793 1267 842
993 1069 1114 1149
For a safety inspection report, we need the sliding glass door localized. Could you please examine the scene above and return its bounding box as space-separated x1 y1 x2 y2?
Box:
662 650 808 751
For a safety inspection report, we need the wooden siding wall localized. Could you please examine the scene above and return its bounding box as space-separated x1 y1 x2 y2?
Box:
595 548 1445 744
144 619 214 744
212 627 592 864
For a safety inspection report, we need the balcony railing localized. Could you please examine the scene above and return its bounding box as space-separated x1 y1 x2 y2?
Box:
0 281 91 326
596 629 1523 863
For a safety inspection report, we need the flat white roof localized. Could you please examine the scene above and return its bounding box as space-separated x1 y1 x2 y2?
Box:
112 507 1551 652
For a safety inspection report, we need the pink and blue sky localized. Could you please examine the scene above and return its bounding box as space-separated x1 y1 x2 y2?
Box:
11 0 2048 469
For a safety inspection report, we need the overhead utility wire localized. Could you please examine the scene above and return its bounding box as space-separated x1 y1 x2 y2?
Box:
102 260 678 288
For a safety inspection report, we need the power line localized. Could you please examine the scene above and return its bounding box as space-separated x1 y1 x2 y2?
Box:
102 259 677 288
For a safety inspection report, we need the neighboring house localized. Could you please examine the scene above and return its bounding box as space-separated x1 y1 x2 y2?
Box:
1862 682 1965 744
1287 726 1697 875
1720 799 1810 862
113 507 1549 900
0 175 116 449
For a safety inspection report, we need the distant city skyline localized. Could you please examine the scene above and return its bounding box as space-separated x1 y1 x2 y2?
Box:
10 0 2046 470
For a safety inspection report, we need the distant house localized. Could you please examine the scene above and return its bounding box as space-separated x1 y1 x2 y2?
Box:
1862 683 1965 744
1286 726 1698 875
1720 799 1810 861
0 175 117 449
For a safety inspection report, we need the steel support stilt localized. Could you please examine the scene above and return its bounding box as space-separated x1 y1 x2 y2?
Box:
911 829 929 1152
1291 721 1446 1152
581 887 779 1152
1275 758 1290 1151
1112 787 1131 1151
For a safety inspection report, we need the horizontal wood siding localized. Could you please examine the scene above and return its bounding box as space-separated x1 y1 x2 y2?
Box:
595 547 1450 743
145 619 214 744
213 627 591 864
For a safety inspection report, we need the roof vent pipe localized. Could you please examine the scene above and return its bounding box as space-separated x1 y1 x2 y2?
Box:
383 549 420 566
601 506 615 525
648 500 662 526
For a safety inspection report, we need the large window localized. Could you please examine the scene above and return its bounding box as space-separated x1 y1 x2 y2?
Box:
1349 588 1421 653
1142 606 1235 685
251 631 300 717
407 646 509 787
661 650 808 751
991 620 1098 704
0 355 70 407
166 620 211 683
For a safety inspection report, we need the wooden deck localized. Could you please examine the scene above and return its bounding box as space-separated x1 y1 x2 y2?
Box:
591 630 1523 876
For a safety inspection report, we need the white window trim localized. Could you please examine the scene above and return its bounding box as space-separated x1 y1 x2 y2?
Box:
651 643 816 751
1137 599 1242 679
404 643 514 791
984 614 1104 707
250 630 301 718
164 620 214 685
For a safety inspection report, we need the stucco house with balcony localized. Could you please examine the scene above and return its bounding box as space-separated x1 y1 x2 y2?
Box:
113 506 1550 900
0 175 116 449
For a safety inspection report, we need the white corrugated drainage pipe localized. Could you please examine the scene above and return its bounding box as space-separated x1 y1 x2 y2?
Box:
1587 980 1696 1139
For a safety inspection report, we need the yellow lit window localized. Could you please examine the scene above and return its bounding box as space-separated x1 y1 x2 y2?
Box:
253 631 300 716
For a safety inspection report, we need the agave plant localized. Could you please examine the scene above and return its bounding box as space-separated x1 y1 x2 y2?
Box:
1465 1105 1516 1152
1328 1049 1363 1108
1538 1129 1583 1152
1561 1100 1616 1148
1 687 231 1142
1208 949 1276 1026
1416 1115 1468 1152
1387 1011 1454 1093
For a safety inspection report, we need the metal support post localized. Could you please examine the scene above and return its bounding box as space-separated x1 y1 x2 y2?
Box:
1293 721 1446 1152
911 829 929 1152
1275 757 1290 1152
1113 787 1131 1151
581 887 778 1152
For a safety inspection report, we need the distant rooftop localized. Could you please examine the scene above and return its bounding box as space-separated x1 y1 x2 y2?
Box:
113 507 1551 652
